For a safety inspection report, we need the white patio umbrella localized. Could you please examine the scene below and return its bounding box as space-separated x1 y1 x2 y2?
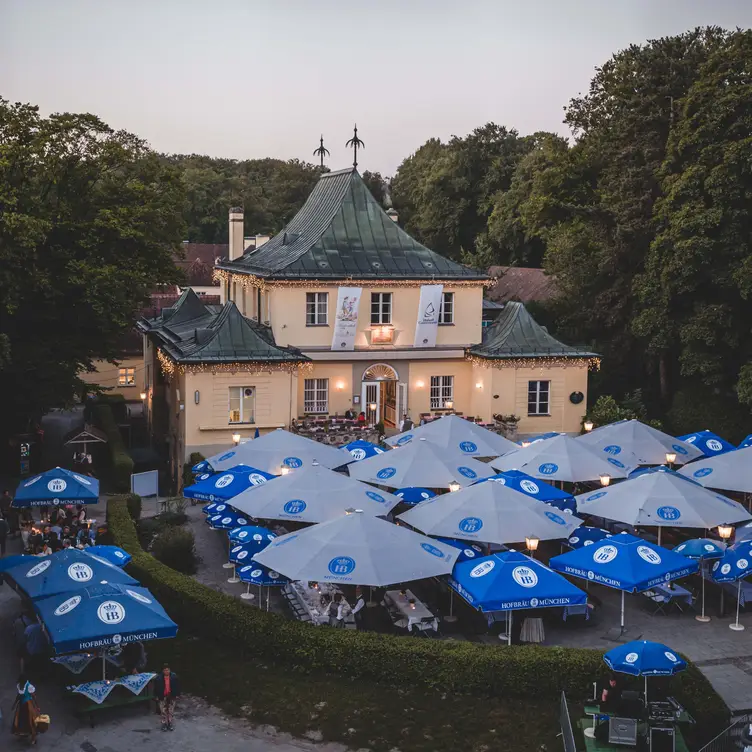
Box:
490 434 632 483
398 481 582 545
575 472 750 544
348 437 495 489
230 462 401 523
252 510 460 586
578 419 702 466
678 446 752 493
386 414 518 458
201 428 351 474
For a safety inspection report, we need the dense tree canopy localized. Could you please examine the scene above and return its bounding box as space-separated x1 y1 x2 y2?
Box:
0 99 185 434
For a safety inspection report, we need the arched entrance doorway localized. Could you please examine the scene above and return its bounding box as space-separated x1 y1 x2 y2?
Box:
361 363 403 428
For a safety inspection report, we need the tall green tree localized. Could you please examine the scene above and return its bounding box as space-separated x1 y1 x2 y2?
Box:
361 170 388 208
0 99 185 434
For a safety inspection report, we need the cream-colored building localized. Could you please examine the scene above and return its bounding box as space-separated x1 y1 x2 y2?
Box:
140 169 597 480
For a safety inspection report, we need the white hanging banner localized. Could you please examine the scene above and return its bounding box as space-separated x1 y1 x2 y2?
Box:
414 284 443 347
331 287 362 351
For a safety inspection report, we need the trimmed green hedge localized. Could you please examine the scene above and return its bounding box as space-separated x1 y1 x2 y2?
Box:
95 405 134 492
108 498 728 735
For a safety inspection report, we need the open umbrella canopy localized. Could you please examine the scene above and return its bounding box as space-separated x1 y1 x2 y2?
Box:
206 510 251 530
578 419 701 466
394 488 436 505
449 551 587 613
627 466 700 484
739 435 752 449
566 526 612 550
201 501 235 516
575 472 750 529
386 414 517 457
237 563 288 587
434 538 485 563
87 546 132 568
230 463 401 523
604 641 687 677
678 446 752 493
549 533 698 593
349 437 495 489
490 434 632 482
474 470 577 514
35 583 177 655
398 481 581 545
520 432 562 445
228 525 277 545
13 467 99 507
673 538 726 560
184 465 275 503
253 510 459 587
341 440 387 462
3 548 137 600
711 540 752 583
678 430 735 458
196 429 351 474
736 522 752 544
229 539 274 564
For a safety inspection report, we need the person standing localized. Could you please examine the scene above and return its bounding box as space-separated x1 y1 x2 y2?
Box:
399 414 414 432
0 514 9 556
351 587 366 629
12 674 40 744
154 664 180 731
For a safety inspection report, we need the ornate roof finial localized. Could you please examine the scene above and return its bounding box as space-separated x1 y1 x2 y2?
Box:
346 124 365 169
313 134 330 168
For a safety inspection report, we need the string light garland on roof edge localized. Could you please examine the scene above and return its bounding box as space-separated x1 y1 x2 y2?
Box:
213 269 492 290
156 348 311 378
465 354 601 371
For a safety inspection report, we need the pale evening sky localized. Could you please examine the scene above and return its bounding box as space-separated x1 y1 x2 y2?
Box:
2 0 751 175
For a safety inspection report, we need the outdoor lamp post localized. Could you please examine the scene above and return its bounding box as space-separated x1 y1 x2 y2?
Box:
599 474 611 487
718 523 734 541
232 433 241 446
665 451 677 468
583 419 594 432
445 400 454 410
280 467 290 475
140 390 147 401
448 480 461 493
525 535 540 559
521 441 531 448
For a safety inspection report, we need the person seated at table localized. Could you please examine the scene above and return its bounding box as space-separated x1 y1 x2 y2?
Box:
121 640 147 675
356 412 366 425
41 525 51 545
600 674 623 711
344 408 355 420
60 525 75 546
47 531 62 553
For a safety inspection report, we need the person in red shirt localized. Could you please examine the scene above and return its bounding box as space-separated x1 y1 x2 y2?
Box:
154 664 181 731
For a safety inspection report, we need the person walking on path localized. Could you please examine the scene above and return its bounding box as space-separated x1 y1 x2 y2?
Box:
12 673 40 745
154 663 180 731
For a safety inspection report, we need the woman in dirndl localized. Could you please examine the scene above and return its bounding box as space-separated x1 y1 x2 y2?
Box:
12 673 39 744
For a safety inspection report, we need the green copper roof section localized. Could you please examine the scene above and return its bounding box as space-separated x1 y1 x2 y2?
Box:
219 169 488 281
138 292 308 365
469 302 597 359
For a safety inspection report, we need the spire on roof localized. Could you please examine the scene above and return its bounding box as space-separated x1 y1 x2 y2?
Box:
313 134 330 168
345 124 365 169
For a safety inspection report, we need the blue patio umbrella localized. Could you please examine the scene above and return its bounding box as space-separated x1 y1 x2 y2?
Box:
434 537 485 563
34 582 177 657
627 465 700 484
87 546 132 568
549 533 698 633
229 539 274 565
237 562 288 606
566 526 612 549
341 440 387 462
254 427 260 439
206 510 251 530
394 487 436 505
0 554 32 574
678 430 735 458
13 467 99 507
711 540 752 631
520 432 562 445
474 470 577 514
604 639 687 701
2 548 138 600
192 459 212 473
228 525 277 545
184 465 274 503
673 537 725 622
739 435 752 450
201 502 220 515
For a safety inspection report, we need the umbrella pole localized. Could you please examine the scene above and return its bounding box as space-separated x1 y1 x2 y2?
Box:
102 653 106 681
657 527 661 547
620 591 625 635
240 582 255 600
696 561 711 622
266 587 270 612
644 676 648 704
227 565 240 584
443 588 458 623
730 580 745 631
367 586 377 608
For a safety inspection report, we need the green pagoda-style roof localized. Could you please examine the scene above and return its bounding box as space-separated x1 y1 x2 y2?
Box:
138 289 308 367
217 168 489 282
469 302 597 360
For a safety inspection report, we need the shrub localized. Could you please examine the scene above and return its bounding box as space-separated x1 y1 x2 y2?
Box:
94 404 134 492
183 452 205 490
107 499 728 740
151 526 197 574
125 493 142 521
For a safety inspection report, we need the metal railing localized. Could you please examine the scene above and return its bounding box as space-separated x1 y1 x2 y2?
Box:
698 714 751 752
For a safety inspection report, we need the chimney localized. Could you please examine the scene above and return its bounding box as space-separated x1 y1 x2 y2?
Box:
386 208 399 223
229 207 244 261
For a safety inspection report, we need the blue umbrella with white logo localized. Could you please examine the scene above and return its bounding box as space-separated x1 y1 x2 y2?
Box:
237 563 288 607
491 434 632 483
566 526 612 550
229 463 401 523
678 446 752 493
673 538 726 623
228 525 276 545
386 413 517 457
349 437 495 489
474 470 577 514
739 435 752 450
549 533 698 633
604 640 687 701
628 465 701 483
253 509 460 586
399 480 581 546
2 548 138 600
13 467 99 507
341 440 388 462
711 540 752 631
184 465 275 503
519 432 562 446
225 535 275 584
394 487 437 505
678 430 735 458
206 510 251 530
434 537 485 563
87 546 132 568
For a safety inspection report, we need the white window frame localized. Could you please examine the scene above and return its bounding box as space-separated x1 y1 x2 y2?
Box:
528 380 551 416
371 292 392 325
118 367 136 386
430 375 454 410
306 292 329 326
229 386 256 424
304 378 329 414
439 291 454 325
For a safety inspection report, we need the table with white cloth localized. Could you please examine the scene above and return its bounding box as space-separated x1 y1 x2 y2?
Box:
283 581 355 628
519 617 545 643
384 590 438 632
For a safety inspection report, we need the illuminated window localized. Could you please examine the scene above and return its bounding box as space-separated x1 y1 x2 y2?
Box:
304 378 329 414
430 376 454 410
118 368 136 386
229 386 255 424
528 381 550 416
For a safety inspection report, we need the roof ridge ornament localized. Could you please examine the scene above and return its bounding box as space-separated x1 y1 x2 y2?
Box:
345 124 365 169
313 134 330 168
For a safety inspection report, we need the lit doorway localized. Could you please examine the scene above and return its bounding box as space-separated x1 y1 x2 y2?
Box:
361 363 401 427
